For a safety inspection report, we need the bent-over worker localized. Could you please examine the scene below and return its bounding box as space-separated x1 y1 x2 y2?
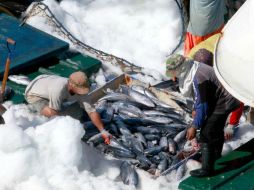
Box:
193 48 244 140
166 54 240 177
25 71 111 144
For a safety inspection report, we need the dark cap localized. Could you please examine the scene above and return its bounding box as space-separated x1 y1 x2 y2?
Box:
193 48 213 67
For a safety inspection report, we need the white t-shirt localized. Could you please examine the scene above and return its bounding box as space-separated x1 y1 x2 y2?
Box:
25 75 95 113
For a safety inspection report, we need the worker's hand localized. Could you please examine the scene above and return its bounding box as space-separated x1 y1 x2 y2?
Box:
192 110 196 118
186 126 197 141
100 129 112 145
224 124 237 140
191 138 200 151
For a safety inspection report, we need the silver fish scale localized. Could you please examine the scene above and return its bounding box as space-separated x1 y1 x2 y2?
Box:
8 75 31 86
173 129 187 144
144 88 157 99
168 138 176 155
143 110 167 117
144 116 173 124
109 138 130 151
113 102 143 117
159 136 168 149
129 89 155 108
118 108 141 118
99 93 131 102
134 133 147 147
144 88 173 109
131 85 145 94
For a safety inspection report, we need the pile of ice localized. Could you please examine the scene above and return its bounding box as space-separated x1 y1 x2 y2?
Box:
26 0 183 79
0 103 188 189
0 103 253 189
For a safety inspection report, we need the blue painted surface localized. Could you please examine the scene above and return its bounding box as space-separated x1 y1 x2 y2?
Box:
0 13 69 77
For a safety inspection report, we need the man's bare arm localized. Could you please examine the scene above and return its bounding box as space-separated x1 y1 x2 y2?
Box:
41 106 59 117
88 111 104 131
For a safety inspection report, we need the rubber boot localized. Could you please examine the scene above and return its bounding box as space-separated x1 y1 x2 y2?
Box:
214 142 223 160
190 143 215 177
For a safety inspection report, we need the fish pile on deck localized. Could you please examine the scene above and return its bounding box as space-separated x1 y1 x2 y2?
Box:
82 84 194 187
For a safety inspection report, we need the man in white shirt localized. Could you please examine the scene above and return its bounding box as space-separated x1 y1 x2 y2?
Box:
25 71 111 144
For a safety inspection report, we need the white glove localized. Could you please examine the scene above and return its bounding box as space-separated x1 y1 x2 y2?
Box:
191 138 200 151
100 129 112 144
224 124 236 140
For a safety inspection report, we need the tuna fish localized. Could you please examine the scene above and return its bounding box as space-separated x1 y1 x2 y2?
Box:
136 126 160 134
118 108 141 118
108 146 136 159
126 136 144 153
114 118 132 136
109 137 132 152
143 110 168 117
168 138 177 155
134 133 147 147
173 129 187 144
98 92 131 102
176 163 186 181
159 136 168 150
135 153 152 169
155 158 168 176
112 101 143 116
144 88 175 109
85 80 195 180
8 75 31 86
129 88 155 108
120 161 139 187
131 85 145 94
143 116 173 124
144 134 161 141
144 146 163 156
87 133 104 146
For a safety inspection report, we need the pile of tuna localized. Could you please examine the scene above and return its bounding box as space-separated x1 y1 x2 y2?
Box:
82 84 194 187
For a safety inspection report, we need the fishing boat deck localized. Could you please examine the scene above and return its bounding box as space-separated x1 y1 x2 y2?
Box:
0 13 69 76
0 13 102 104
179 138 254 190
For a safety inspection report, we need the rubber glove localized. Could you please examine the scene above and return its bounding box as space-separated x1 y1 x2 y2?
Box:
100 129 112 145
224 124 237 140
191 138 200 151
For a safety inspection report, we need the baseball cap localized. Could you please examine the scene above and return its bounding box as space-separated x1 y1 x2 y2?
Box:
68 71 89 95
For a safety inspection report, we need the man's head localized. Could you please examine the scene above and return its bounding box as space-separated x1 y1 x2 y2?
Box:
68 71 89 95
193 48 213 66
166 54 190 80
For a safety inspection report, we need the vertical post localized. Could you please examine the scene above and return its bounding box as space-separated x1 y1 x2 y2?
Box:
1 38 15 99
